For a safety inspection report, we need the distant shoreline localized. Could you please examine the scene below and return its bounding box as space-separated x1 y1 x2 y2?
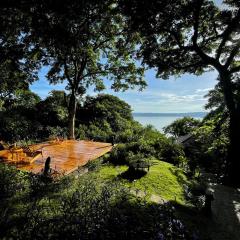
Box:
132 112 207 118
132 112 206 131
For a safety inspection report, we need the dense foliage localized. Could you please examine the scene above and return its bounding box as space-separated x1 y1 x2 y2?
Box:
110 132 185 167
108 123 187 180
0 90 68 142
183 112 229 179
164 98 229 179
163 117 201 138
76 94 148 144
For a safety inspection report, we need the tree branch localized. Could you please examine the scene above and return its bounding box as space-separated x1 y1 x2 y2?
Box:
192 0 203 46
76 56 88 86
63 59 74 88
230 65 240 74
93 38 111 51
167 29 184 48
224 41 240 68
176 61 204 70
216 8 240 60
82 70 107 79
192 0 222 70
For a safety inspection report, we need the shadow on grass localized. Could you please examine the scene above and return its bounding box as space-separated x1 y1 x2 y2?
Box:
119 167 147 182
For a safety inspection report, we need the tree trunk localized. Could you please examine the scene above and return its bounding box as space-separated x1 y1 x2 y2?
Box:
220 71 240 187
68 90 77 140
227 110 240 187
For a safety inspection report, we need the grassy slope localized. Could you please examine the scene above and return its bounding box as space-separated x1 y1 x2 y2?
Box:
94 160 189 205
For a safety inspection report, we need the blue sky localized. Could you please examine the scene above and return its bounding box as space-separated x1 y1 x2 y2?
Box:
110 70 218 113
30 0 221 113
31 67 218 113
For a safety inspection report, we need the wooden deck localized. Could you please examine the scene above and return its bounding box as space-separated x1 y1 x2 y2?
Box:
0 140 113 175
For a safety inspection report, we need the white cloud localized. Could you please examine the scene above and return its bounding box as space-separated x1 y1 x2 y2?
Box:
195 88 212 93
116 90 208 113
129 90 206 103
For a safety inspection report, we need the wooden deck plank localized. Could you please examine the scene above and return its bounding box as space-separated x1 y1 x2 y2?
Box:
0 140 113 175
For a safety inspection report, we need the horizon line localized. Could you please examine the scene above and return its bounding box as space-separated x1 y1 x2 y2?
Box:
132 111 207 114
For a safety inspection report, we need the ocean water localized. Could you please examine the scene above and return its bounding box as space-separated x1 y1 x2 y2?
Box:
133 112 206 132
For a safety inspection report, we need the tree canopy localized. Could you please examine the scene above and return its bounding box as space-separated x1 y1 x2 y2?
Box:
0 4 39 104
120 0 240 78
164 117 201 138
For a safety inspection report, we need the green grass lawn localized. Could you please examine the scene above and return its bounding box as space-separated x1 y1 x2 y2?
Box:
92 160 189 205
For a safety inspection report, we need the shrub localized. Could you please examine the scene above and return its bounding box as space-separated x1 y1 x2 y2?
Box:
85 158 104 171
120 153 153 181
4 174 191 240
109 141 153 166
0 113 41 142
0 163 28 199
153 140 185 166
109 135 185 167
109 143 128 165
45 126 68 139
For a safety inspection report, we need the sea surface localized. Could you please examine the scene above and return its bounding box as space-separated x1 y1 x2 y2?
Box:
133 112 206 132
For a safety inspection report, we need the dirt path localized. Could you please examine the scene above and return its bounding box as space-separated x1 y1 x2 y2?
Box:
208 183 240 240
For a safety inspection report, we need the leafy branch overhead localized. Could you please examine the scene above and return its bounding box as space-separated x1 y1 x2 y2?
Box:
121 0 240 78
28 0 146 92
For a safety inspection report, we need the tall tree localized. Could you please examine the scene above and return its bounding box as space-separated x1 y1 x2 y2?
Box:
120 0 240 186
25 0 146 139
